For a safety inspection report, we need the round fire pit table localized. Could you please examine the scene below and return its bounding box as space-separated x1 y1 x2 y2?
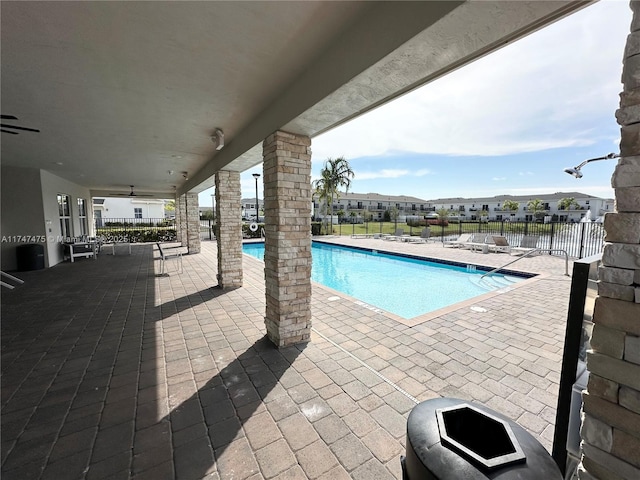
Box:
402 397 562 479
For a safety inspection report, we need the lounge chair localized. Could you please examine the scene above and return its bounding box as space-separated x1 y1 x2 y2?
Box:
351 233 374 239
465 233 491 252
443 233 472 248
510 235 540 256
382 228 407 241
488 235 511 254
404 228 431 243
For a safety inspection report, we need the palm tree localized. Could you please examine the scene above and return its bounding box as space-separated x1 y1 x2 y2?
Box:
502 200 519 213
558 197 579 211
389 206 400 230
436 208 450 225
312 157 354 234
526 199 546 221
312 168 332 233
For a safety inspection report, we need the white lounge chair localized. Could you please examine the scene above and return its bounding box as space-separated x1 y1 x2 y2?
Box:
382 228 407 241
404 228 431 243
465 233 491 252
510 235 540 256
488 235 511 254
443 233 472 248
351 233 374 239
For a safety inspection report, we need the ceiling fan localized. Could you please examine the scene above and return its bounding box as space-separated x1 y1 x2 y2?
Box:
111 186 154 197
1 115 40 135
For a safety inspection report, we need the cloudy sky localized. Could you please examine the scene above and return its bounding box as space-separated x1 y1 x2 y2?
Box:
202 0 632 207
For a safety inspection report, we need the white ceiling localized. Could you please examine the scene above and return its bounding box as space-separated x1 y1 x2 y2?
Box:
1 1 592 198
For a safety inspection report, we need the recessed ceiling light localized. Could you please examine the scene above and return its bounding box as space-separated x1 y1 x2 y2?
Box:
55 162 63 166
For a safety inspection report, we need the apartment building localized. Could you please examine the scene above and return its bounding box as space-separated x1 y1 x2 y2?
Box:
427 191 614 222
312 192 432 221
313 191 614 222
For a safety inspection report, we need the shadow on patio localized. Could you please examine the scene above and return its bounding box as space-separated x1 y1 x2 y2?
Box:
1 246 302 479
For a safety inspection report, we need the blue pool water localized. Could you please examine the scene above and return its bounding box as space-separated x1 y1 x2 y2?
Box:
242 242 527 319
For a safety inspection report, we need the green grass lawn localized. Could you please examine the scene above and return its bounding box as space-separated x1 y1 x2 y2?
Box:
325 221 572 238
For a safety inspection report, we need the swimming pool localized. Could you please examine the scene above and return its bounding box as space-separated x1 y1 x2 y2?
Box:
242 241 530 319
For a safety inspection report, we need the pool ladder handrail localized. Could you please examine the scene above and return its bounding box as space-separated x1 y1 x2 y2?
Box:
480 248 570 279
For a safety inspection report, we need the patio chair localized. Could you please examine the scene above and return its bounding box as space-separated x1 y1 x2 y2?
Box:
405 227 431 243
510 235 540 256
488 235 511 254
156 242 186 274
442 233 472 248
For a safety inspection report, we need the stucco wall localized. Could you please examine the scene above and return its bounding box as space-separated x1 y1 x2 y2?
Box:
96 198 165 219
40 170 93 267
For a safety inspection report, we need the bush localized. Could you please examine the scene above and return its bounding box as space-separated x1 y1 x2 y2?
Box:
427 219 448 226
98 228 177 243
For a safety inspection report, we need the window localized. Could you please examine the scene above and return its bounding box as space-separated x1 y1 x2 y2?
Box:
482 204 489 211
134 208 143 219
58 194 73 239
78 198 88 236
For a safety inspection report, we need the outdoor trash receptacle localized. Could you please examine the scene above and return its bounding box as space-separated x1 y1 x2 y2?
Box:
401 397 562 480
16 243 45 271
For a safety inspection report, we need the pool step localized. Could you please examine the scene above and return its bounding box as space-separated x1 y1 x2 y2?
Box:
475 274 518 290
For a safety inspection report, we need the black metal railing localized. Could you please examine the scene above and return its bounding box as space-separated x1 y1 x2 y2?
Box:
200 219 215 240
325 219 605 259
431 220 605 259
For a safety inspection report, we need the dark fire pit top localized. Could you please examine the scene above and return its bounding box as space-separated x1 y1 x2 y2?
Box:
436 403 526 470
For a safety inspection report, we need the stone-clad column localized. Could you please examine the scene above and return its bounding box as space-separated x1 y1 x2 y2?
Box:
185 192 200 254
215 170 243 289
175 193 200 253
263 130 312 347
579 2 640 479
176 194 187 245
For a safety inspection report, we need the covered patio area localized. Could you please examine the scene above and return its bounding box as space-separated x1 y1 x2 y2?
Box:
1 240 571 479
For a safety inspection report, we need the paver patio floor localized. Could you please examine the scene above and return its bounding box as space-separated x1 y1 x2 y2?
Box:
1 238 573 479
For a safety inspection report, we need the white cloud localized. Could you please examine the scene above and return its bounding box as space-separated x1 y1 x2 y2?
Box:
519 171 534 176
356 168 432 180
312 1 629 161
357 169 410 180
492 177 507 181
